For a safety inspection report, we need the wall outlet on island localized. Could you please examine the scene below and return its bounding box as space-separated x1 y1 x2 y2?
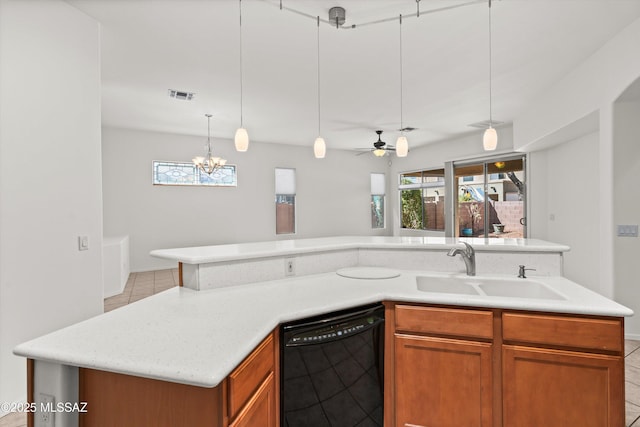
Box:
285 258 296 276
38 393 55 427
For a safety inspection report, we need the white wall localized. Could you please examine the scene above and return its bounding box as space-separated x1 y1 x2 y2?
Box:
513 15 640 305
528 132 603 294
102 127 390 272
0 0 103 409
613 100 640 338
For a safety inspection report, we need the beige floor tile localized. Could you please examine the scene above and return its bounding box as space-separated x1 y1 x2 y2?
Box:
130 287 154 298
627 340 640 357
129 293 150 303
628 364 640 387
104 303 125 312
0 412 26 427
627 381 640 407
628 349 640 370
136 271 155 280
155 284 176 293
104 294 130 305
628 401 640 427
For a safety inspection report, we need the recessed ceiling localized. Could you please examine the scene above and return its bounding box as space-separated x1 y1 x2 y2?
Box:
67 0 640 151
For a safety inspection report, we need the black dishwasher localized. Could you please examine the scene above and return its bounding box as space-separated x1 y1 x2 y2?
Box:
280 303 385 427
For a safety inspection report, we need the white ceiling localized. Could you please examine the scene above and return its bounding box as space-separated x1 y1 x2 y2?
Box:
67 0 640 151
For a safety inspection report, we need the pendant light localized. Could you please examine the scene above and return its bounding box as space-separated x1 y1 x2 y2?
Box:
395 14 409 158
483 0 497 151
234 0 249 152
193 114 227 174
313 16 326 159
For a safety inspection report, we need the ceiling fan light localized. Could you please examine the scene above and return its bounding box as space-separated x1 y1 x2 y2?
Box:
234 127 249 152
314 136 326 158
373 149 386 157
483 127 498 151
396 136 408 157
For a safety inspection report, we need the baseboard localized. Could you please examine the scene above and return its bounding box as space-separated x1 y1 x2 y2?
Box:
625 333 640 341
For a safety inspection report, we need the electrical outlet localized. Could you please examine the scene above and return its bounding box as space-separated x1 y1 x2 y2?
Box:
617 225 639 237
285 258 296 276
38 393 55 427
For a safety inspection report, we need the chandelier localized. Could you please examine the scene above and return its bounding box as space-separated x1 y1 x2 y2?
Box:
193 114 227 174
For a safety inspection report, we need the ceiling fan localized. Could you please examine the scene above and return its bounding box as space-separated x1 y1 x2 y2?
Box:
356 130 395 157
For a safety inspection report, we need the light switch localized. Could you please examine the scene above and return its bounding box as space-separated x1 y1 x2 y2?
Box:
617 225 638 237
78 235 89 251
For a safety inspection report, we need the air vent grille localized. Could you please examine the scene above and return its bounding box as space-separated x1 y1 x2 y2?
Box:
168 89 195 101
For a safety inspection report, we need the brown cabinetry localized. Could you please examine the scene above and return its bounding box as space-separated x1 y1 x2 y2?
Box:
77 330 278 427
387 303 625 427
391 304 495 427
502 312 624 427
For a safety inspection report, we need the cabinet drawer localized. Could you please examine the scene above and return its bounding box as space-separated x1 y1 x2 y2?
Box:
503 312 623 353
227 332 275 419
395 305 493 339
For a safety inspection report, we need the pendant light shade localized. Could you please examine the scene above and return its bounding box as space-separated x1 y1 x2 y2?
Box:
396 136 408 157
483 127 497 151
396 15 409 158
313 16 326 159
314 137 326 158
234 127 249 152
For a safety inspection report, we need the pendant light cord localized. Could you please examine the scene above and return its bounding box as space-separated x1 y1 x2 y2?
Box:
207 114 212 155
488 0 492 128
317 16 321 136
399 14 404 135
239 0 244 128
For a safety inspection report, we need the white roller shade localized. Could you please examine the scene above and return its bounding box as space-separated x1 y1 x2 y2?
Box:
275 168 296 195
370 173 385 196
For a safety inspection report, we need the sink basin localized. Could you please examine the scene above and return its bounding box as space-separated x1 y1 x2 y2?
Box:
415 275 566 300
416 276 480 295
478 280 565 300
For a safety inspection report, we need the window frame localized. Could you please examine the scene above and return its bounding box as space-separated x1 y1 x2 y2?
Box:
152 160 237 187
275 167 296 235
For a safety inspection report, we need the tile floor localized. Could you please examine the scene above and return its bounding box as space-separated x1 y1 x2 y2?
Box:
1 269 640 426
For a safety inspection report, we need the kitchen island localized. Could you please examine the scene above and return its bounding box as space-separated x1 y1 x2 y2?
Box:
14 237 632 426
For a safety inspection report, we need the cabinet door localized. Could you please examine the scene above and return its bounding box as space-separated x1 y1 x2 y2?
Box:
229 372 276 427
395 334 493 427
503 345 624 427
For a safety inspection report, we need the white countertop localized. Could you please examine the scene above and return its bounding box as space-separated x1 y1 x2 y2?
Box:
14 269 631 389
150 236 571 264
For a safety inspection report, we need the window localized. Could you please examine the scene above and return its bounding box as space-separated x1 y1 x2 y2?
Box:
152 161 237 187
399 169 445 231
371 173 385 229
454 156 526 238
275 168 296 234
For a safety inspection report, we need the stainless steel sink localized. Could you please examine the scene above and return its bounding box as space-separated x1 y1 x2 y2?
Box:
415 275 566 300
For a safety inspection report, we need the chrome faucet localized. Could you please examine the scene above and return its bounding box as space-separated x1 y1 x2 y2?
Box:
447 242 476 276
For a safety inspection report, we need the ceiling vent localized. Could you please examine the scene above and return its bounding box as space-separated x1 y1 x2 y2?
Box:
467 119 506 129
168 89 195 101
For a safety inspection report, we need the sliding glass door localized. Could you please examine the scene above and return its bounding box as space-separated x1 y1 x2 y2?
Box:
453 156 526 238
